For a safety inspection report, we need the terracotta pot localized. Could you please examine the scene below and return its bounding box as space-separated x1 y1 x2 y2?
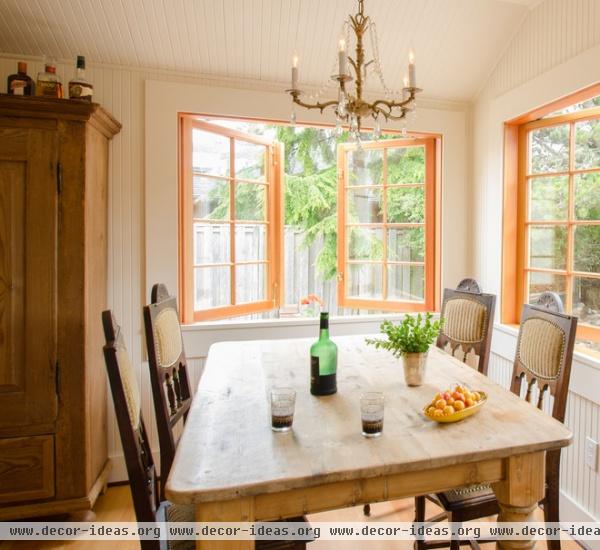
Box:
402 351 428 386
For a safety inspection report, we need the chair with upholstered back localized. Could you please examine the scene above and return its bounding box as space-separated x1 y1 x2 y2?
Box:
102 310 193 550
143 284 192 501
363 279 496 519
436 278 496 375
414 292 577 550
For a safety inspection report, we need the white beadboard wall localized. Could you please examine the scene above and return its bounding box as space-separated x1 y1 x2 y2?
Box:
481 0 600 101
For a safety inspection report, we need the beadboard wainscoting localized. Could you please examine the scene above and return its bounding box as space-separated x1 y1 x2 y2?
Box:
490 325 600 524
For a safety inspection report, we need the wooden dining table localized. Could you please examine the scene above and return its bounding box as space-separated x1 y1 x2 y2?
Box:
166 335 572 550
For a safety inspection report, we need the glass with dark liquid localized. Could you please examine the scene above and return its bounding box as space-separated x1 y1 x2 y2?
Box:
270 388 296 432
361 392 384 438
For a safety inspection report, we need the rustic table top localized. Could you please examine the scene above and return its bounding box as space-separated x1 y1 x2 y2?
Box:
166 335 572 504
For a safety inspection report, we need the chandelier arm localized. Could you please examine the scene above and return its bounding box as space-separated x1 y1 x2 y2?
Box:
290 93 340 113
384 111 409 122
370 94 416 112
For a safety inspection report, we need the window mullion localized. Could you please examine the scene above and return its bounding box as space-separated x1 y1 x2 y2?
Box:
565 121 575 313
382 147 388 301
229 137 236 307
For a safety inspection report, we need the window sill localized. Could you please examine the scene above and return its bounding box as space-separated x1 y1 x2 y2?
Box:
181 311 440 333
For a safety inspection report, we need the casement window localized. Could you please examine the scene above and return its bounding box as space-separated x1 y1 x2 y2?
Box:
179 118 282 322
336 138 438 311
180 115 439 322
503 87 600 341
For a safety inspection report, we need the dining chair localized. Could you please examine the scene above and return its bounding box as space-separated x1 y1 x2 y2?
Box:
143 283 193 501
102 309 194 550
435 279 496 376
413 292 577 550
143 285 312 550
364 279 496 518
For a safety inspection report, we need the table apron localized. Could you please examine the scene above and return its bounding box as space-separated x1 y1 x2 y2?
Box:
194 455 510 522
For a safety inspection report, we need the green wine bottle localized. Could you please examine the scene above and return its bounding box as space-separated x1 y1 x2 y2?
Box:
310 312 337 395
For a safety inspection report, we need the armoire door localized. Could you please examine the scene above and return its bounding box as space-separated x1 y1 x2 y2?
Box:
0 126 58 432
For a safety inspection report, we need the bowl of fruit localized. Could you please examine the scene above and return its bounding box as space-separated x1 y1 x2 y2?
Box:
424 384 487 423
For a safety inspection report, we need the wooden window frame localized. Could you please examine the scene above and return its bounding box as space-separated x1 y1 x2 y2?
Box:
179 113 441 323
502 83 600 340
337 137 439 312
179 116 283 323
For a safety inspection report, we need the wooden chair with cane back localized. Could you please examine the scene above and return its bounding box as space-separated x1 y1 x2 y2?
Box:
143 283 193 501
413 292 577 550
436 278 496 376
102 310 194 550
364 279 496 518
144 285 312 550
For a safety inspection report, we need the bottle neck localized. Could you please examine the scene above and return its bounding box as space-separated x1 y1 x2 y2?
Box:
319 314 329 340
76 67 86 79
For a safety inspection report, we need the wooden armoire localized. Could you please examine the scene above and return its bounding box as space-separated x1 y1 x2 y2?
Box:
0 95 121 519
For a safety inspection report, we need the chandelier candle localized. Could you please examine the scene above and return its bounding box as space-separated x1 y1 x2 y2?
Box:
408 49 416 88
291 55 298 90
310 312 338 396
338 39 347 75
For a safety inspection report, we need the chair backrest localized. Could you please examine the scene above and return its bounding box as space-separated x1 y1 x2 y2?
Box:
510 292 577 423
436 279 496 375
102 310 159 525
143 283 192 500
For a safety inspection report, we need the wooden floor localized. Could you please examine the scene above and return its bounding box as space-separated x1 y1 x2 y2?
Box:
0 485 579 549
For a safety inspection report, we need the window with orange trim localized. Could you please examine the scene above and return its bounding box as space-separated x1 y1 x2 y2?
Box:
179 117 282 322
503 88 600 343
180 116 441 323
337 138 438 312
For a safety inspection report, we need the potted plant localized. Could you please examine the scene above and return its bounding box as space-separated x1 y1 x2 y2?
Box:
365 313 443 386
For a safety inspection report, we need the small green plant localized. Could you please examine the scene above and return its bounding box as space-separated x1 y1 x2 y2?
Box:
365 313 443 358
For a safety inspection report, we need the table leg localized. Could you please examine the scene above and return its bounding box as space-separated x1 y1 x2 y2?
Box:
492 452 546 550
196 497 255 550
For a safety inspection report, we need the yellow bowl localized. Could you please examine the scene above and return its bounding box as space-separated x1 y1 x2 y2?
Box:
423 391 488 423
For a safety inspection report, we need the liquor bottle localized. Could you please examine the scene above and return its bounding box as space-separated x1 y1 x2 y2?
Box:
36 62 63 98
68 55 93 101
310 312 338 395
7 62 35 96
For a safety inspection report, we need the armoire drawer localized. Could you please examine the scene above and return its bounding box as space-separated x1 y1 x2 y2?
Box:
0 435 54 504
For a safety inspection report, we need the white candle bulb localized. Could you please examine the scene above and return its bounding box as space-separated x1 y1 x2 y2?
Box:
408 49 416 88
338 39 347 76
291 54 299 89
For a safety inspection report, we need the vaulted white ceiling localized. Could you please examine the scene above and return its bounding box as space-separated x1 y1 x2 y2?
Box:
0 0 539 101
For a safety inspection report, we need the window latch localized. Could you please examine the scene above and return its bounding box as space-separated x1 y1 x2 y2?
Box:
337 272 344 282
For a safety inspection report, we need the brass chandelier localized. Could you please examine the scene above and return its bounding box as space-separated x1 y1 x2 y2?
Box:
287 0 421 141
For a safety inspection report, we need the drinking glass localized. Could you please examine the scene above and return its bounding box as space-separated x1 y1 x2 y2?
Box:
270 388 296 432
361 392 384 438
